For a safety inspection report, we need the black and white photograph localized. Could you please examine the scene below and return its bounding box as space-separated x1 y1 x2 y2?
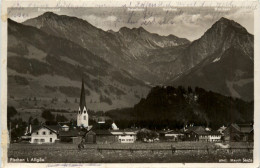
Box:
1 0 259 166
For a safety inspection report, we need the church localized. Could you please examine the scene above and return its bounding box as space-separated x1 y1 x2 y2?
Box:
77 78 89 128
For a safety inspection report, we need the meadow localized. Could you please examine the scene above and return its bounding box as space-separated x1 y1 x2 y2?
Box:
8 141 253 163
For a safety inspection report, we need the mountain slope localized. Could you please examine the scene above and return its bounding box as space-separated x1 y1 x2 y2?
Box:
8 19 150 111
168 17 254 101
23 12 190 84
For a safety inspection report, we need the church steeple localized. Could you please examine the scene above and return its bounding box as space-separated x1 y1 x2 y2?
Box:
79 78 86 113
77 77 89 127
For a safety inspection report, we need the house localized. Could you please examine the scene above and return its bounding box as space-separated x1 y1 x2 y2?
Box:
223 123 254 142
83 130 96 144
111 122 119 130
30 125 59 144
93 129 116 143
110 129 137 143
159 130 184 141
207 131 222 142
217 125 227 134
59 128 86 143
184 126 206 141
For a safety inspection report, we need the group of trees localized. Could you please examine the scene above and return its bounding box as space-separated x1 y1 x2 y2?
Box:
41 110 69 125
105 86 253 130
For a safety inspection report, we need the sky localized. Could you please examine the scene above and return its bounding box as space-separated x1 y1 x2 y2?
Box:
8 7 254 41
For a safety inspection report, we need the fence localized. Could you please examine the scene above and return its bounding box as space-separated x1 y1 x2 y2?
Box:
83 145 253 155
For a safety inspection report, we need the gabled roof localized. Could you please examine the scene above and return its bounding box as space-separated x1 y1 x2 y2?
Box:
207 131 221 135
162 130 182 134
31 125 59 134
59 129 86 137
228 123 253 133
239 125 253 133
186 126 205 133
93 129 113 135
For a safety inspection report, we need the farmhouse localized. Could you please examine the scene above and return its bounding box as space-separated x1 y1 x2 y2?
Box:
207 131 221 142
223 123 253 142
184 126 206 141
30 125 59 144
110 129 137 143
217 125 227 134
93 129 115 143
83 130 96 144
159 130 184 141
184 126 221 142
59 128 86 143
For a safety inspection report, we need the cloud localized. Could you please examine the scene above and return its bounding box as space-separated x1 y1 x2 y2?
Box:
82 14 119 30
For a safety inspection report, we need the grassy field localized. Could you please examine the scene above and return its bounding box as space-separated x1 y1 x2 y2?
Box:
8 141 253 163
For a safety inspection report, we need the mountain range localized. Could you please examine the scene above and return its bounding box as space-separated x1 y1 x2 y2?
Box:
7 12 254 111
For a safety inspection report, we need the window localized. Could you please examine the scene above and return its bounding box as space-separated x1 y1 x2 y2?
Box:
42 131 46 135
84 110 86 114
50 138 52 142
40 139 45 142
36 132 39 135
84 116 86 120
50 131 52 135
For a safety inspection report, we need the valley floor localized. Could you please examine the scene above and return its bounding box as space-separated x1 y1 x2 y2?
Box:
8 141 253 163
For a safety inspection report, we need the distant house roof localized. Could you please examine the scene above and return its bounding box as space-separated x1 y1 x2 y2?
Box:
238 124 253 133
160 130 182 134
186 126 205 133
93 129 113 135
85 130 96 135
207 131 222 135
31 125 59 134
192 130 208 135
59 129 86 137
110 129 137 135
217 126 227 132
226 123 253 134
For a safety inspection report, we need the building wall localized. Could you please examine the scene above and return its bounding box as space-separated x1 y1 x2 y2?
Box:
224 126 242 141
185 132 199 141
77 106 88 127
208 135 221 142
198 135 208 141
118 135 136 143
96 135 116 144
31 128 57 143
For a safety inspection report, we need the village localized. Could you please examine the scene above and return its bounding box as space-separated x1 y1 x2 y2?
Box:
17 79 254 146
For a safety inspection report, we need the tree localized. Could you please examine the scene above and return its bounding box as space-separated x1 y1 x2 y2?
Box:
55 114 68 122
7 106 18 125
32 118 39 125
28 116 33 124
41 110 54 121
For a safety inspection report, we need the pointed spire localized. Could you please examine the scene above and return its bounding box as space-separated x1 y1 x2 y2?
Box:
79 78 87 112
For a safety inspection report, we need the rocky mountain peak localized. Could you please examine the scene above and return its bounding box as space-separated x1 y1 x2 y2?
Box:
209 17 249 35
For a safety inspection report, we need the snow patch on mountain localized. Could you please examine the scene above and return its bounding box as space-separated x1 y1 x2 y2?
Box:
213 57 221 63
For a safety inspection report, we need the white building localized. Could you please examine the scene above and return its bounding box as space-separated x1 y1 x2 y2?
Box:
77 79 89 128
111 122 119 130
207 131 222 142
30 125 59 144
110 130 137 143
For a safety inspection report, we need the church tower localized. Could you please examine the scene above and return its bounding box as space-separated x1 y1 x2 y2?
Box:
77 78 89 128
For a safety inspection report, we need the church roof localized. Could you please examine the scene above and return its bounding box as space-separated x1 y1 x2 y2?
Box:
79 78 87 112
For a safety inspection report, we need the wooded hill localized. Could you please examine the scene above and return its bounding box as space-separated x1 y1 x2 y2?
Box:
106 86 253 130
